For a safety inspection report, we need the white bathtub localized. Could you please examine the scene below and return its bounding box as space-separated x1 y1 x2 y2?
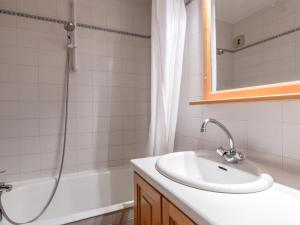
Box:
0 166 134 225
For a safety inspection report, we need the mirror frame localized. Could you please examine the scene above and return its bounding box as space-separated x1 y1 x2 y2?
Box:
190 0 300 105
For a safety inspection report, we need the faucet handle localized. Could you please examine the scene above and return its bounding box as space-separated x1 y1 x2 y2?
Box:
216 147 227 156
0 183 13 192
235 151 245 161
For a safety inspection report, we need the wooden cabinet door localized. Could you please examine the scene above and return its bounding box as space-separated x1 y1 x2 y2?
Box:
162 198 196 225
134 173 162 225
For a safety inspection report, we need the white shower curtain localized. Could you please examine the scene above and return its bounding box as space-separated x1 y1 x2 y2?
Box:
148 0 187 156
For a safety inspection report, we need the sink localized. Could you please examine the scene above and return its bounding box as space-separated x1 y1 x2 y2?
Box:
155 151 273 194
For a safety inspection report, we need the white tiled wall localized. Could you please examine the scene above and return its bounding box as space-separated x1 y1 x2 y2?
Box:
176 0 300 179
216 0 300 89
0 0 151 182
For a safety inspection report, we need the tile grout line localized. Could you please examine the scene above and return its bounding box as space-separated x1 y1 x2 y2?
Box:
0 8 151 39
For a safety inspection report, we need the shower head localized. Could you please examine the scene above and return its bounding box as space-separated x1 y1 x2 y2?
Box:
64 22 75 32
64 21 77 71
64 22 76 49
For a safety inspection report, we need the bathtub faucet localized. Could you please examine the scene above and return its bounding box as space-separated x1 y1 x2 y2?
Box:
0 182 13 192
0 170 12 192
0 182 12 221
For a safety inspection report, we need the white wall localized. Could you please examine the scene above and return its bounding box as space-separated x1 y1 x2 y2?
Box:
0 0 151 182
176 0 300 185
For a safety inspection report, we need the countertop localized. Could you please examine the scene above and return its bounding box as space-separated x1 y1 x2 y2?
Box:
131 156 300 225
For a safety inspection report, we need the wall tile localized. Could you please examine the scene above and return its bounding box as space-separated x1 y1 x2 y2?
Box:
56 0 71 21
40 118 61 135
0 14 17 28
17 0 38 14
17 48 38 66
21 154 40 172
247 122 282 155
17 17 38 31
40 102 62 118
17 29 39 48
20 119 39 137
0 120 19 138
41 152 59 170
0 0 150 182
38 0 57 18
246 102 282 122
0 102 18 119
18 65 38 83
283 101 300 123
283 157 300 173
0 46 17 64
19 84 39 101
20 136 40 154
19 102 39 119
0 64 17 83
283 123 300 160
0 155 20 174
0 27 17 46
0 138 19 156
0 0 17 10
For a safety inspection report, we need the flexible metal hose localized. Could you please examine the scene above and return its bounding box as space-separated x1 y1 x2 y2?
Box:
0 49 72 225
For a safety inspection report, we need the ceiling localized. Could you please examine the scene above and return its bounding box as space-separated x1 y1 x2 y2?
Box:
215 0 278 24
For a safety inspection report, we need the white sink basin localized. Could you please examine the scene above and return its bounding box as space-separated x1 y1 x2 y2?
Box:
156 151 273 194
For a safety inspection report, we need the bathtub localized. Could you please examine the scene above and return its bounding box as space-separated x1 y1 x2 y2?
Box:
0 166 134 225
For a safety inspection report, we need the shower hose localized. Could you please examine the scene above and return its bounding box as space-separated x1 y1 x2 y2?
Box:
0 49 72 225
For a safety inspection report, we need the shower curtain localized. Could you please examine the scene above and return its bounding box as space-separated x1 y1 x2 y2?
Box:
148 0 187 156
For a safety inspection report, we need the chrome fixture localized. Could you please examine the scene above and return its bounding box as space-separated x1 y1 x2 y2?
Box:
216 48 234 55
0 183 12 193
64 20 78 72
64 21 75 32
200 118 244 163
64 22 76 48
0 170 12 223
0 171 12 193
216 48 225 55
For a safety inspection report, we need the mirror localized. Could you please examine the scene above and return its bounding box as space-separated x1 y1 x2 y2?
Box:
214 0 300 91
190 0 300 105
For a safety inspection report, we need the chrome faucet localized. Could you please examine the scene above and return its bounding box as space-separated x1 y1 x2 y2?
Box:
0 170 13 192
0 182 12 192
200 118 244 163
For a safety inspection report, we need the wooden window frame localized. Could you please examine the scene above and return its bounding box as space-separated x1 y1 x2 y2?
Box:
190 0 300 105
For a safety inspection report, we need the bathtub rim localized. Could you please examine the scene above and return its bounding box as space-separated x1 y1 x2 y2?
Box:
28 200 134 225
7 165 133 191
1 165 134 225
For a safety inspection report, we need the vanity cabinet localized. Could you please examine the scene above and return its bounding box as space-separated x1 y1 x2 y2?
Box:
134 172 197 225
134 172 162 225
162 198 196 225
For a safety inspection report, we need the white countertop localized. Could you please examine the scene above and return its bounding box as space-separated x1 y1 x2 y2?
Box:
131 156 300 225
